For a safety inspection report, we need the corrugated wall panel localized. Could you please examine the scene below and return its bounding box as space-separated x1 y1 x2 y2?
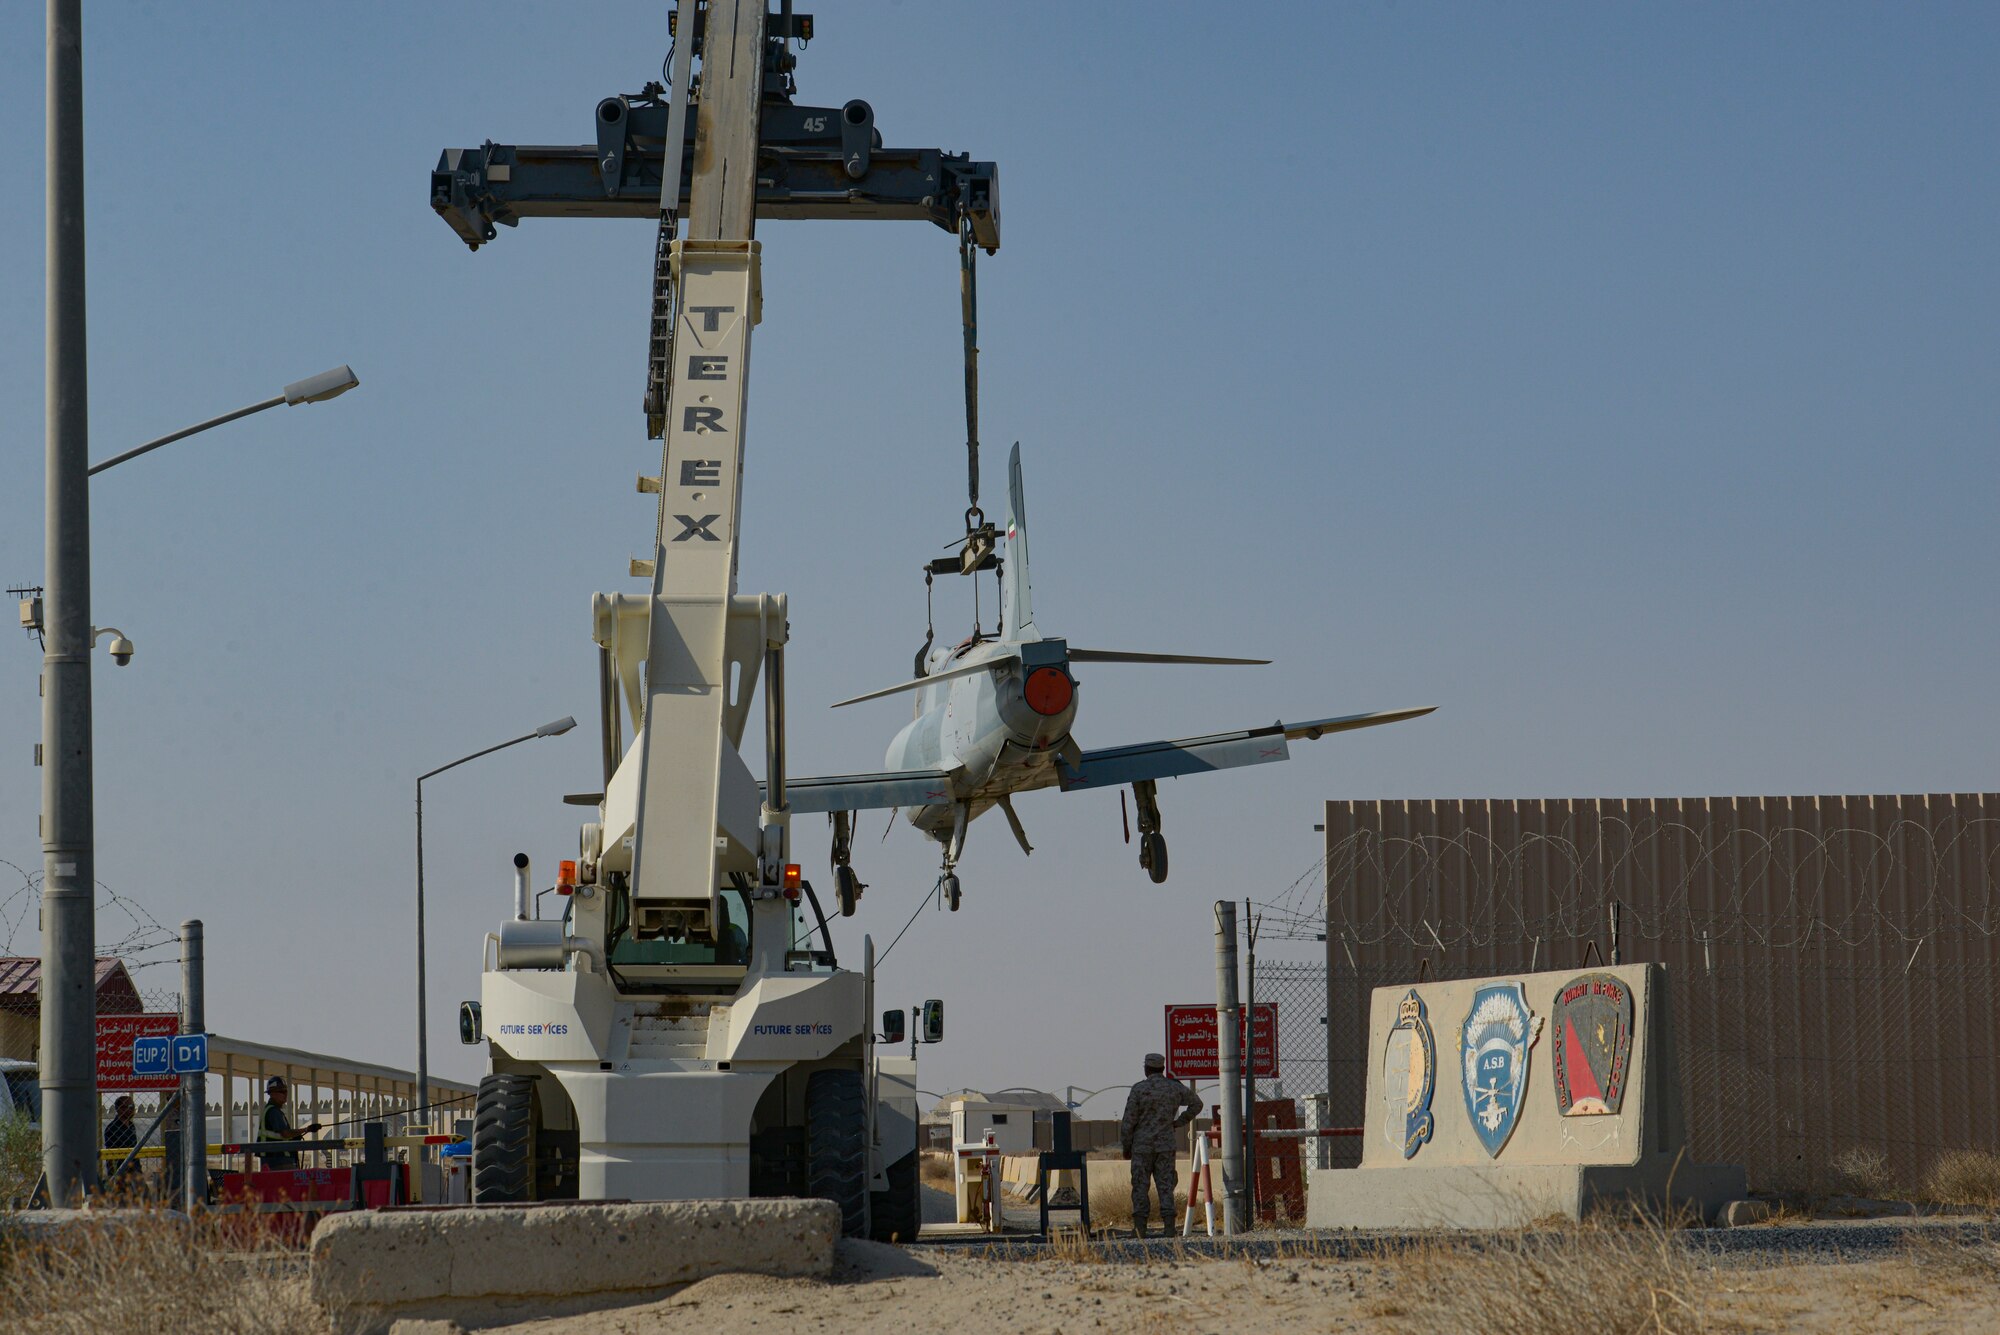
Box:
1320 791 2000 1191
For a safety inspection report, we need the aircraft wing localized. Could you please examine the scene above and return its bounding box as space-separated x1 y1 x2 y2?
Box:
763 768 960 814
1056 707 1436 791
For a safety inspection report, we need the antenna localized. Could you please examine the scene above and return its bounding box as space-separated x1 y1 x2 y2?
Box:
8 584 45 650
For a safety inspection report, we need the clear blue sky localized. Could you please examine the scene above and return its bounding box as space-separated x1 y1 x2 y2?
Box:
1 3 1994 1111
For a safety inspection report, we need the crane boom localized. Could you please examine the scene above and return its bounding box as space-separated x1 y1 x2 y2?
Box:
623 0 774 942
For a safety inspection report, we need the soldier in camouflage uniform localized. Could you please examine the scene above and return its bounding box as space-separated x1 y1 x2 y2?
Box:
1120 1052 1203 1236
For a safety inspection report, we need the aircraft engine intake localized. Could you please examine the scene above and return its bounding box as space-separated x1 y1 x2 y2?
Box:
1023 665 1074 716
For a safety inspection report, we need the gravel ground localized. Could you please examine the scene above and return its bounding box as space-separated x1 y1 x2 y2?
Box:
913 1214 2000 1264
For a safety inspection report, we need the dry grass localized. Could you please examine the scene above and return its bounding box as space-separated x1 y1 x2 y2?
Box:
1831 1146 1899 1199
1372 1210 1712 1335
1921 1150 2000 1210
0 1209 322 1334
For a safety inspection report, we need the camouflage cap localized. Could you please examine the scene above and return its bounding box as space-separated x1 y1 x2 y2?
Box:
1143 1052 1166 1069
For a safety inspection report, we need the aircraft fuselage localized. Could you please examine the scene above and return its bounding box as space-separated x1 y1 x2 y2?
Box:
887 636 1077 839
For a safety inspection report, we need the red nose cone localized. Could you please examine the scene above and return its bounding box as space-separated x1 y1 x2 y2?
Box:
1024 666 1074 716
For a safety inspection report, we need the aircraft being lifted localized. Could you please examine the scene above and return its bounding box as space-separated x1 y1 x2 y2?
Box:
784 445 1434 914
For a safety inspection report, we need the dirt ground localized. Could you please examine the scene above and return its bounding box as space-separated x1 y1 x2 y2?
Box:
472 1232 2000 1335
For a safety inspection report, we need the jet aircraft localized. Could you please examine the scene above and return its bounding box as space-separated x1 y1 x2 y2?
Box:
785 444 1435 913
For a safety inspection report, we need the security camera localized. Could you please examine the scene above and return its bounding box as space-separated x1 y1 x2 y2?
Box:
92 627 135 665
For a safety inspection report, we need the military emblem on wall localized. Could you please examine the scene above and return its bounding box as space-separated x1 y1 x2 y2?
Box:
1460 983 1543 1157
1380 989 1437 1160
1550 972 1634 1116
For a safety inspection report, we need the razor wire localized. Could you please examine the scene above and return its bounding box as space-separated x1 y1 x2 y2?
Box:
1251 812 2000 954
1 858 186 1027
1 859 180 963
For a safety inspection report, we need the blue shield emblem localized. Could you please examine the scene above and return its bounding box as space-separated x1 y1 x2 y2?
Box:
1381 990 1437 1160
1460 983 1543 1157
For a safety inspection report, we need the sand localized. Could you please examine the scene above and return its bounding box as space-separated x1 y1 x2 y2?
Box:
460 1231 2000 1335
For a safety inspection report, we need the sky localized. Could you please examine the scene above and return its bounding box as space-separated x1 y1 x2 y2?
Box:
0 3 1994 1116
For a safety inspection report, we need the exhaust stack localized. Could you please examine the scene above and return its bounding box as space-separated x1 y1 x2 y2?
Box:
514 852 531 920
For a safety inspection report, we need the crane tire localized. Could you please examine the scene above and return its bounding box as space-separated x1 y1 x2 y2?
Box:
869 1149 922 1243
473 1073 537 1203
806 1068 870 1237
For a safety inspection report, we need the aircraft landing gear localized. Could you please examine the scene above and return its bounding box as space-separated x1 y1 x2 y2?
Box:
835 865 864 917
940 802 970 911
1133 780 1168 885
830 812 865 917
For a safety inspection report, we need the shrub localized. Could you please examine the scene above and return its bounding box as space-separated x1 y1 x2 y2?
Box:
1376 1210 1712 1335
0 1211 322 1335
0 1114 37 1207
1830 1146 1898 1199
1922 1150 2000 1210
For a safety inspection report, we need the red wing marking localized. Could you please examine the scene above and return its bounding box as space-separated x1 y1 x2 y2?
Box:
1259 746 1284 759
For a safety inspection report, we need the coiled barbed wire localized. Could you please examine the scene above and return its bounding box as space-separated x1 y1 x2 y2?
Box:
1252 804 2000 953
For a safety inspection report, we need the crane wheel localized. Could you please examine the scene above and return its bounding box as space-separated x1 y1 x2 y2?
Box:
472 1073 537 1203
869 1149 921 1243
806 1069 869 1238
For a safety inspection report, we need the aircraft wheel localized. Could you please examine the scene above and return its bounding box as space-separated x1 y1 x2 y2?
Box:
943 873 962 912
1141 832 1169 884
836 865 862 917
472 1073 537 1203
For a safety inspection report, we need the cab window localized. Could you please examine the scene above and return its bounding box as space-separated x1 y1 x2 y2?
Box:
609 885 751 967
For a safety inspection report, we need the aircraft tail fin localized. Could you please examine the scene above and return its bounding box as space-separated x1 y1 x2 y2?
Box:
1001 441 1035 639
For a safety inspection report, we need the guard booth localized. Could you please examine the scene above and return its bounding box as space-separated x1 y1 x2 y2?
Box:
946 1097 1036 1156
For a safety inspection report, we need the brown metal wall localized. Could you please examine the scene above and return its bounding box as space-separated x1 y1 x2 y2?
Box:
1319 794 2000 1191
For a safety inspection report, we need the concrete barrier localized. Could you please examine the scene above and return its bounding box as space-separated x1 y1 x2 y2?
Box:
310 1199 840 1334
1311 964 1745 1229
0 1208 189 1244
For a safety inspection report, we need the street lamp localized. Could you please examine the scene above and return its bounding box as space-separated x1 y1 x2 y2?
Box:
414 716 577 1123
36 310 364 1198
1064 1083 1133 1112
88 365 358 476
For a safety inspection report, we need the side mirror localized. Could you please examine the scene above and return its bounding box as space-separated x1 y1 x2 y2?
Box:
921 998 944 1045
458 1000 483 1045
881 1009 906 1045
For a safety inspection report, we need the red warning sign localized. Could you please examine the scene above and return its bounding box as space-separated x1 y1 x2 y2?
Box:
1163 1002 1278 1080
96 1014 179 1092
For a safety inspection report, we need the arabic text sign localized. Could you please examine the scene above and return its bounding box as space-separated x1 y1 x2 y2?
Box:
1163 1002 1278 1080
97 1014 179 1092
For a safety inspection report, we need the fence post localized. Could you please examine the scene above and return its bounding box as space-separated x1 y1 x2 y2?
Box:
180 919 205 1212
1213 901 1244 1234
1322 821 1337 1170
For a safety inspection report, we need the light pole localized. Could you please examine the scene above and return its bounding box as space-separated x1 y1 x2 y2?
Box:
35 362 361 1204
415 716 577 1123
1063 1083 1133 1112
38 0 364 1202
42 0 94 1204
